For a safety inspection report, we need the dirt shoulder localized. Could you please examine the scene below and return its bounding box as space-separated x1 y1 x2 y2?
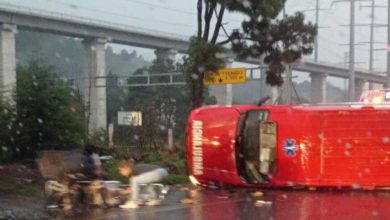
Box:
0 164 54 219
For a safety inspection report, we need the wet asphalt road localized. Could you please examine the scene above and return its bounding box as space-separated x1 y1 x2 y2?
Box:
66 186 390 220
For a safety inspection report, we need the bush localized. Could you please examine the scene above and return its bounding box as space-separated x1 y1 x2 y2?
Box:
1 62 86 163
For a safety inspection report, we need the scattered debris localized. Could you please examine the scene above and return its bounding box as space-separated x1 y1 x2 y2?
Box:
251 191 264 197
14 178 33 183
217 195 230 199
255 200 272 207
179 187 189 192
181 198 194 205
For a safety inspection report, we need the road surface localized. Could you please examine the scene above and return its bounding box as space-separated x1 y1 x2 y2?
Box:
66 186 390 220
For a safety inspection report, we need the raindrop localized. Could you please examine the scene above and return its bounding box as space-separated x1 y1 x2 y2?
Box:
70 107 76 112
70 91 75 96
287 181 294 186
69 4 78 9
39 132 43 137
133 135 139 140
345 143 352 149
159 125 166 131
18 122 23 127
99 136 105 141
55 52 61 58
364 168 371 174
344 150 351 157
107 36 113 42
352 184 361 189
65 57 70 63
37 118 43 124
15 148 20 152
16 130 20 135
371 211 379 216
3 108 8 114
215 52 224 59
7 124 12 130
33 81 38 87
1 146 8 151
191 74 199 80
266 35 273 41
197 66 205 73
90 46 96 51
382 137 390 143
281 194 288 199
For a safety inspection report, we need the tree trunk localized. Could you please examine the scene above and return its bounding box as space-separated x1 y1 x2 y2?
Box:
197 0 202 39
211 4 226 44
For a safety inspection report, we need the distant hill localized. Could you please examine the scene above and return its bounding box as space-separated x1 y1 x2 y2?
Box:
15 30 151 80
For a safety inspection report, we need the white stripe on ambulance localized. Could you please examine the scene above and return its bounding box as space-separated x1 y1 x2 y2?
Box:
192 120 203 175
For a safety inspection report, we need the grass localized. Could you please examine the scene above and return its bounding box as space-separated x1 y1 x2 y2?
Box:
103 149 190 185
0 184 41 197
162 174 189 185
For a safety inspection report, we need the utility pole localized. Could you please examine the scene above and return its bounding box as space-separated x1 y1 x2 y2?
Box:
369 0 375 71
332 0 357 100
315 0 320 62
349 0 356 101
387 0 390 87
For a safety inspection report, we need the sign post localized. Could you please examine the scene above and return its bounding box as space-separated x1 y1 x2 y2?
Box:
204 68 247 85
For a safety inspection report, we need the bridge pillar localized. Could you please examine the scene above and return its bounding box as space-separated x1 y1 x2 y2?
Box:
208 58 234 105
281 65 292 103
355 79 369 101
0 24 16 104
310 73 327 103
83 38 107 134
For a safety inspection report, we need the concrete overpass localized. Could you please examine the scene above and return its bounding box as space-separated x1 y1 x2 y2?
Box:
0 3 386 132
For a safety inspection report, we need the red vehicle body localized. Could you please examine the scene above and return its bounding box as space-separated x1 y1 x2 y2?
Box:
186 103 390 189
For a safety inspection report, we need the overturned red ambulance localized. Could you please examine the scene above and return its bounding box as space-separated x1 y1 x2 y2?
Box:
186 103 390 189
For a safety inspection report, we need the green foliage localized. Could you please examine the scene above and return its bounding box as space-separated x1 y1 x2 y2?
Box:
111 48 192 149
179 37 225 108
0 184 40 197
103 159 128 184
222 0 285 18
87 129 109 148
162 174 189 185
0 101 17 163
225 1 317 86
2 62 86 162
140 150 187 175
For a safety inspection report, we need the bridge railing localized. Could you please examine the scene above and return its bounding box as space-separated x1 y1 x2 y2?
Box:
0 2 189 41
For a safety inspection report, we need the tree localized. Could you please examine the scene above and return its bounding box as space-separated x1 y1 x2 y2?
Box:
121 49 192 149
12 62 86 161
225 2 317 86
182 0 316 108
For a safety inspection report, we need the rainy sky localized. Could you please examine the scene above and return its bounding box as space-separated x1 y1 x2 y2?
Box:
1 0 389 84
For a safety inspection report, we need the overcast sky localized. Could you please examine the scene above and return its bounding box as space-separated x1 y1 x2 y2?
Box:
0 0 389 85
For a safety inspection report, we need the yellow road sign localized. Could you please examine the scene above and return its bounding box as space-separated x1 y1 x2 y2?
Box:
203 68 247 85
